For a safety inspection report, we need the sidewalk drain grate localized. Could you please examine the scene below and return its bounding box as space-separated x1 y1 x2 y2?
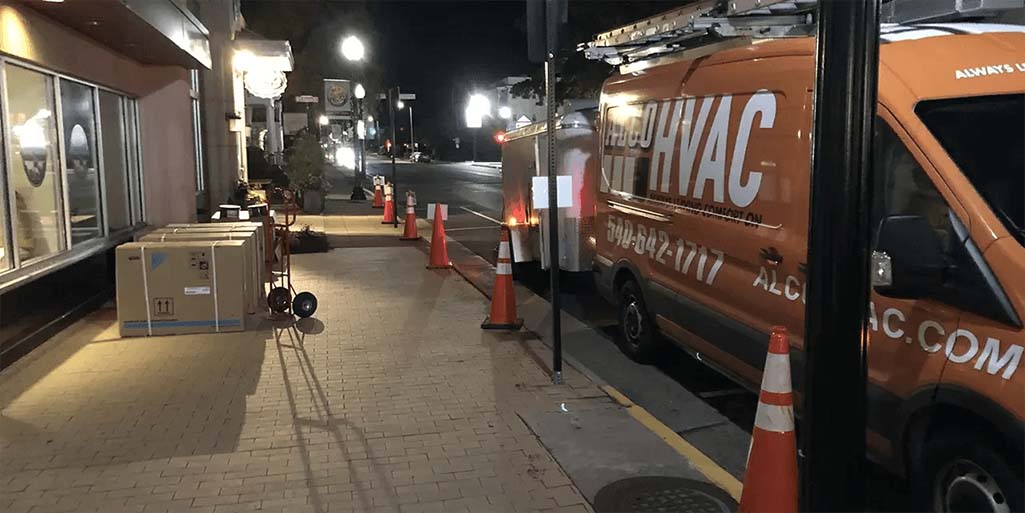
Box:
593 476 737 513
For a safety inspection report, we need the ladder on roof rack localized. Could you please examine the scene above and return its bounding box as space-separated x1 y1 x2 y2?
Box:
580 0 1023 71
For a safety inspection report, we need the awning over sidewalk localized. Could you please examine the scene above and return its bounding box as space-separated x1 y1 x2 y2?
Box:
23 0 212 69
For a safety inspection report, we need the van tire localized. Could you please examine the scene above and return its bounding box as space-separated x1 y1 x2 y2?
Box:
913 427 1023 513
616 280 659 363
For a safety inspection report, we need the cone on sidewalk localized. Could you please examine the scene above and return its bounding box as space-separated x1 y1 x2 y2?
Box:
372 184 384 208
400 191 420 240
482 226 522 330
426 203 450 269
739 326 798 513
381 184 396 224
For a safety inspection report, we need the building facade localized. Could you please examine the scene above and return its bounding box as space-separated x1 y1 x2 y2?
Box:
0 0 214 368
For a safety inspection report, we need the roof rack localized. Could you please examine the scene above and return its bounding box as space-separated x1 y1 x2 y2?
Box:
581 0 1022 71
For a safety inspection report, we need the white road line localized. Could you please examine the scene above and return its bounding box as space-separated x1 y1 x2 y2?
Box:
444 226 499 232
458 206 502 225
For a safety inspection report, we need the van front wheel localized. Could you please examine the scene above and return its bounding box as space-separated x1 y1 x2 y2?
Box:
616 280 659 363
915 428 1023 513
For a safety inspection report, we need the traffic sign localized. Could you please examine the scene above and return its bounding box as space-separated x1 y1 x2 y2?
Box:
378 93 416 100
296 95 319 103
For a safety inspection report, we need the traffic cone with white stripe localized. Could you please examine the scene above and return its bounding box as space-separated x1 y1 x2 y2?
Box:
481 226 523 330
381 184 396 224
372 184 384 208
739 326 798 513
400 191 420 240
426 203 450 269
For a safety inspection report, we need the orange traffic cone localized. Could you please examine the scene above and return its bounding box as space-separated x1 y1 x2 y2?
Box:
482 226 522 330
372 184 384 208
739 326 798 513
381 184 396 224
426 203 450 269
400 191 420 240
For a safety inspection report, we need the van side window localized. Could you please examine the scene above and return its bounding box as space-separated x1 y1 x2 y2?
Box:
872 119 1017 325
872 120 953 252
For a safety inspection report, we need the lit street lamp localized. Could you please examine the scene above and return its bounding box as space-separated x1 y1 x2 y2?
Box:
498 106 512 119
341 35 364 62
318 115 329 126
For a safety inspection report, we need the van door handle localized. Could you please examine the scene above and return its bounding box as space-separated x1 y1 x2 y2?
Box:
760 247 783 265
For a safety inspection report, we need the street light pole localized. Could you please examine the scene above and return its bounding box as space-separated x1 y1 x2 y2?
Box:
408 106 414 153
342 35 367 200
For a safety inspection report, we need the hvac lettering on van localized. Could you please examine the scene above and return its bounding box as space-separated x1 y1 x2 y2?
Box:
750 265 1023 380
601 91 776 227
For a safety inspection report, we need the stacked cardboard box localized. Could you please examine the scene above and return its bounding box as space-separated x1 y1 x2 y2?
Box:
137 232 261 314
116 241 249 337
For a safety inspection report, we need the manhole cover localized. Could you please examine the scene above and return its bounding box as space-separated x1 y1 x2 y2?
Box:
593 476 737 513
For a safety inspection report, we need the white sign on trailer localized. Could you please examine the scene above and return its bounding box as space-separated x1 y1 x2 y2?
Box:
426 203 449 221
531 175 573 209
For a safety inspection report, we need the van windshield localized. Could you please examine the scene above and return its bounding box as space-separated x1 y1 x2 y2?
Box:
916 94 1025 246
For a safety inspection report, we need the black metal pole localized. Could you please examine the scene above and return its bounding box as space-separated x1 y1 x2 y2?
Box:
800 1 880 511
389 87 399 228
545 0 562 385
350 96 367 200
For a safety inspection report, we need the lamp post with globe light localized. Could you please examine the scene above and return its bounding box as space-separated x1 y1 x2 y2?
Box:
342 35 367 200
354 83 367 192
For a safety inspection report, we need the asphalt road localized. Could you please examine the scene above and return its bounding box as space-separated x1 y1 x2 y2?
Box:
327 157 504 262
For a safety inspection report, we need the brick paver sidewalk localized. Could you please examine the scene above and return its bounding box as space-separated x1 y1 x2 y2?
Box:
0 234 599 512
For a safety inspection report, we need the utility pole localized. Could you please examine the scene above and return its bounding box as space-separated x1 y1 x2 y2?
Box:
544 0 562 384
800 1 880 511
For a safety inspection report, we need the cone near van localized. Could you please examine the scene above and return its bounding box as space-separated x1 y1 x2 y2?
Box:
482 225 523 330
372 184 384 208
426 203 450 269
381 184 396 224
739 326 798 513
400 191 420 240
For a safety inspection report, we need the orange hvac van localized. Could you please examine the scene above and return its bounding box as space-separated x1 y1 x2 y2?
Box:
591 24 1025 511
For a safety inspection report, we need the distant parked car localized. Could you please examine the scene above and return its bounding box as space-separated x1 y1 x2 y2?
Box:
410 151 432 163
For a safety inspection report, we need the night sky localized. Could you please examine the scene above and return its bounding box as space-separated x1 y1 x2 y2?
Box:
366 1 533 146
242 1 675 149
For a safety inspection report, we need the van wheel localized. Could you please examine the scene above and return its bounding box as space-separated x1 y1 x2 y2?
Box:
914 428 1023 512
616 280 659 363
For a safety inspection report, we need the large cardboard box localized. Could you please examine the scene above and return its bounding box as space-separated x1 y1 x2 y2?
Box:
117 241 247 337
137 232 262 314
163 223 270 283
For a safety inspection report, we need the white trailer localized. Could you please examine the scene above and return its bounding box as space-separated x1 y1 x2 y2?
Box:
500 110 598 273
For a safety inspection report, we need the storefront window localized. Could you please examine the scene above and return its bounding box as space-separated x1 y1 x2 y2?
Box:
125 99 143 225
5 65 64 262
60 79 102 244
99 91 129 231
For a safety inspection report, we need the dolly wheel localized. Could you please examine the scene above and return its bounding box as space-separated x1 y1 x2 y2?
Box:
293 292 318 318
267 287 291 313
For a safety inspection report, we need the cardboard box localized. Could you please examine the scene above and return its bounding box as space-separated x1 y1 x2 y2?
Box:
163 223 271 283
137 232 262 314
117 241 247 337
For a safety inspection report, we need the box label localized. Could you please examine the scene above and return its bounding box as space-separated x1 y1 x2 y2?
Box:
153 297 174 316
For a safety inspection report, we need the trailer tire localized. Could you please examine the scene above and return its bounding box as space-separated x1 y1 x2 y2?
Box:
913 427 1023 513
616 280 659 363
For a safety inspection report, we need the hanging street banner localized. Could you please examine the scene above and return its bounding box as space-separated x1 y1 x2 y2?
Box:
324 79 353 118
